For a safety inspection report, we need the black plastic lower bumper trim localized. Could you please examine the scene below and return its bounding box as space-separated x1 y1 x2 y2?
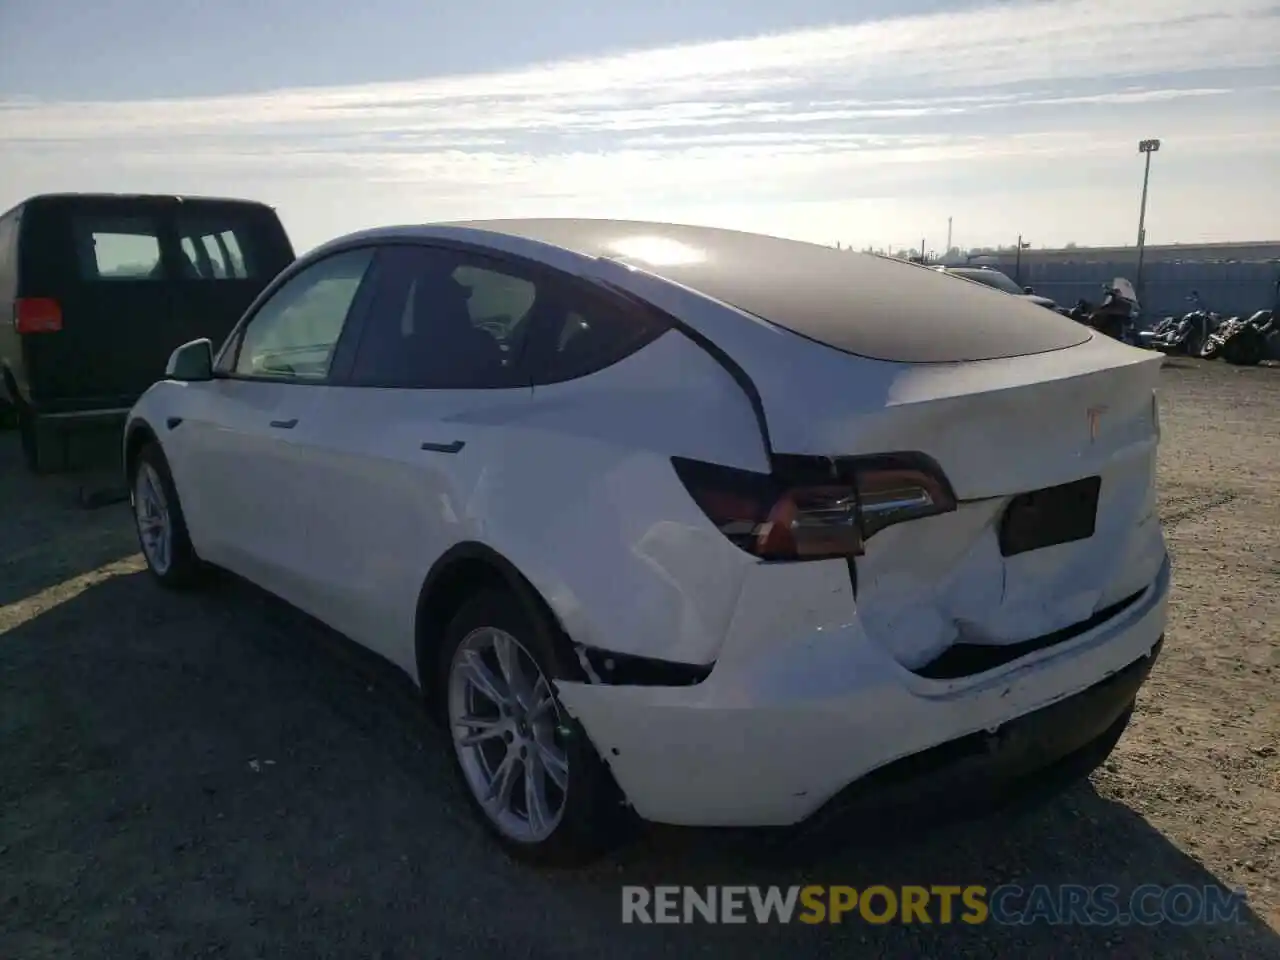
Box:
792 635 1163 844
576 644 713 687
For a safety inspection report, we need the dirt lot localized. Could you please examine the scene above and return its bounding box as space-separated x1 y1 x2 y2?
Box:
2 359 1278 959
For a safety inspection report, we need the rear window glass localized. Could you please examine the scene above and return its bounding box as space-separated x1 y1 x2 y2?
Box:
73 215 163 280
176 214 264 279
954 269 1022 295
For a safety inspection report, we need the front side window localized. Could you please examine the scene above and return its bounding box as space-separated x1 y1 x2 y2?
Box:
72 215 163 280
348 247 538 389
233 247 374 381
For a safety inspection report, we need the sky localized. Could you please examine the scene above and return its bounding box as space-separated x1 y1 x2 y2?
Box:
1 0 1278 254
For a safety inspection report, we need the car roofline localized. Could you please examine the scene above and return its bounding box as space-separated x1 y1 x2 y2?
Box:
302 223 614 279
18 192 279 211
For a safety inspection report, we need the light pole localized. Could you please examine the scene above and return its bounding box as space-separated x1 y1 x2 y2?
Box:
1014 234 1031 285
1135 138 1161 305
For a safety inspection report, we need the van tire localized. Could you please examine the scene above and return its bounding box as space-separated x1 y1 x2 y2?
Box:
18 409 36 470
18 409 69 475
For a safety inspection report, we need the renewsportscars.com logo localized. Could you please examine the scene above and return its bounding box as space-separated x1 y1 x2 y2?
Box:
621 884 1247 926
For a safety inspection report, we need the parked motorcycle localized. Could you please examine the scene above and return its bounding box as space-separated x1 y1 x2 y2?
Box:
1139 290 1222 356
1068 278 1139 341
1200 309 1277 366
1143 313 1209 355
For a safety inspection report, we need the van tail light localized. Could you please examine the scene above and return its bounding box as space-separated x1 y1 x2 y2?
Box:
671 453 957 561
14 298 62 334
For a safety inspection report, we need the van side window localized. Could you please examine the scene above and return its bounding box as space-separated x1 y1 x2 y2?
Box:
72 216 164 280
176 216 261 279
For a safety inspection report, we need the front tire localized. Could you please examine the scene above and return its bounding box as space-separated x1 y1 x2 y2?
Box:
131 442 204 589
438 587 628 865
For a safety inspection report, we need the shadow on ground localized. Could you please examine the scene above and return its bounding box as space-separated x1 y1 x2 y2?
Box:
0 431 135 607
2 571 1276 959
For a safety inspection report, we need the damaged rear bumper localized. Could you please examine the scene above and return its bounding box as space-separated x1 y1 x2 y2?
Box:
796 635 1159 843
554 556 1170 827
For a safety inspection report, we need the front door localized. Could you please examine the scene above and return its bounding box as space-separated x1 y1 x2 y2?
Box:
180 246 378 607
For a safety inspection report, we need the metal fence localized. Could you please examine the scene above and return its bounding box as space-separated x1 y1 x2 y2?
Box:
997 260 1280 318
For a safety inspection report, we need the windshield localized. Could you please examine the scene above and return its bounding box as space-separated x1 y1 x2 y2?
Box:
951 268 1024 295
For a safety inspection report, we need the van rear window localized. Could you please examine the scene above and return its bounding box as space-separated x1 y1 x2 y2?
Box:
176 214 264 280
73 215 164 280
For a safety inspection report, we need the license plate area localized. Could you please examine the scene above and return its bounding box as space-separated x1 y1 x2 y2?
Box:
998 476 1101 557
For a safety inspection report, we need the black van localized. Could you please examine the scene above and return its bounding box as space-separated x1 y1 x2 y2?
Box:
0 193 295 472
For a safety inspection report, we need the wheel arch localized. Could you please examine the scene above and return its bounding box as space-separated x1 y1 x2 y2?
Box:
413 541 584 699
123 417 160 483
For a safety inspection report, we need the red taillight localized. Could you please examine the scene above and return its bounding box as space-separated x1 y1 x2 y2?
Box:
672 453 957 561
14 298 62 334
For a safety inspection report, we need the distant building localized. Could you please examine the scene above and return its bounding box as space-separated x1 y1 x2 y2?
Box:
964 239 1280 268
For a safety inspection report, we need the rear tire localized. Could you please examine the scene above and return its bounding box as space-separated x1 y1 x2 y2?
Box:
437 587 630 866
130 441 204 589
1224 334 1264 366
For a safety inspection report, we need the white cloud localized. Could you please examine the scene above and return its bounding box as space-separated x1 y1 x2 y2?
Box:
2 0 1278 250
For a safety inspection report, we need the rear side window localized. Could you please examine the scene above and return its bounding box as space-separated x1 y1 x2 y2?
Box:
529 287 670 385
73 215 163 280
176 214 264 279
453 264 537 342
347 246 538 389
347 245 670 390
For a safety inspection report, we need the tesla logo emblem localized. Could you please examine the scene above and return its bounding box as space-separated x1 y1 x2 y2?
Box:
1087 405 1108 442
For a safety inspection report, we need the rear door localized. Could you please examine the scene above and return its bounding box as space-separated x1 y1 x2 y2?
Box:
299 243 544 669
170 200 295 354
20 195 179 411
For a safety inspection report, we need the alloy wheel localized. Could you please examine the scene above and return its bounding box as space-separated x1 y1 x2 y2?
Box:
134 463 172 575
447 626 570 843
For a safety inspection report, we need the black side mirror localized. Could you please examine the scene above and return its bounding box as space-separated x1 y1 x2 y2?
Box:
1022 285 1034 295
165 338 214 381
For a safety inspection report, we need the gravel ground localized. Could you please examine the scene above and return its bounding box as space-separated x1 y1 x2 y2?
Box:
1 359 1278 959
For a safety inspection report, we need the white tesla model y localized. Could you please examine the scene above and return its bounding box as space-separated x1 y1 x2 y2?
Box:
125 220 1169 864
